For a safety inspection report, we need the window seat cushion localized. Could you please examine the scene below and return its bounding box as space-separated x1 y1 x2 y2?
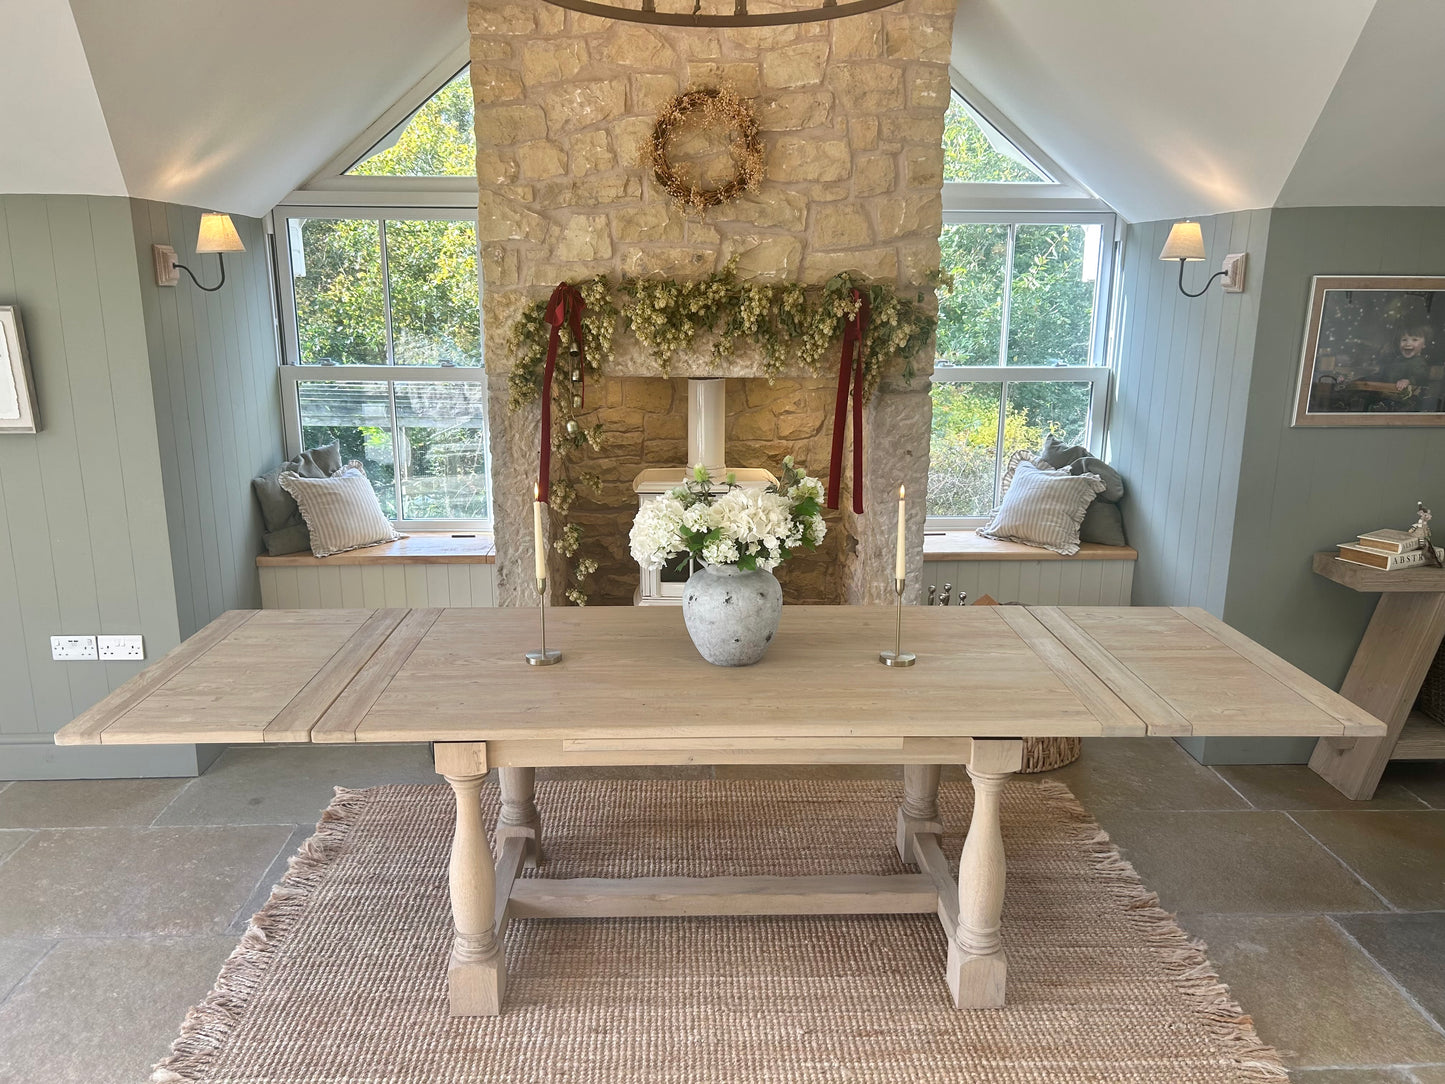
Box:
256 531 495 567
924 532 1136 562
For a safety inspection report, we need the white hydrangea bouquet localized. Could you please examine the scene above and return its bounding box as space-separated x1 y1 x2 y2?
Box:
630 457 827 573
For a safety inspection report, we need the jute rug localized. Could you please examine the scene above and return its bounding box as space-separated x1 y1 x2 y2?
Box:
153 779 1285 1084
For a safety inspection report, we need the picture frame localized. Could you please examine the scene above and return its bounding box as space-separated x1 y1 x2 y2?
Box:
1294 275 1445 427
0 305 38 434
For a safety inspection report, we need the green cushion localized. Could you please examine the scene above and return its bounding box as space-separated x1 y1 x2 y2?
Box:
1079 500 1128 547
1039 435 1124 502
252 442 343 537
261 523 313 558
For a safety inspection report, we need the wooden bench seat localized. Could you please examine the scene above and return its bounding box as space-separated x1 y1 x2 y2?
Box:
923 532 1137 606
257 532 497 609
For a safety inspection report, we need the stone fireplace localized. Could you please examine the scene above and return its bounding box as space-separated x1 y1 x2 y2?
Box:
470 0 953 607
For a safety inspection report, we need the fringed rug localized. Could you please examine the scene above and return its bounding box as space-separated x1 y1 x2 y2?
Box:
153 780 1285 1084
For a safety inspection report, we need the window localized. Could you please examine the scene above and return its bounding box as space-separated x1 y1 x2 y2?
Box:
943 91 1049 184
275 207 489 528
928 214 1114 526
348 66 476 178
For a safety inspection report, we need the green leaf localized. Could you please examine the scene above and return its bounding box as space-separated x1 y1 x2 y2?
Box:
737 553 757 571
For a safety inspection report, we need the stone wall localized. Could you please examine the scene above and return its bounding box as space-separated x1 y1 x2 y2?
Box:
469 0 954 606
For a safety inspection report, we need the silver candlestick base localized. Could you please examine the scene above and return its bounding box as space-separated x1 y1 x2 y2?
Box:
879 577 916 667
526 576 563 666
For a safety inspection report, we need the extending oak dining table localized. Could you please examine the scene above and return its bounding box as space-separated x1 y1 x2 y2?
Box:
56 605 1384 1016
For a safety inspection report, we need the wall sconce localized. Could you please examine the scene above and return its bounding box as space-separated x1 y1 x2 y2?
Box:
153 213 245 293
1160 220 1246 298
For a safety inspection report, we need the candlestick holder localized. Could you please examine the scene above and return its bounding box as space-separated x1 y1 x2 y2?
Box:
526 577 562 666
878 577 915 667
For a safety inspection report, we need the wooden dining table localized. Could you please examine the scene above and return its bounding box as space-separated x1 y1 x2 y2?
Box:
56 605 1384 1016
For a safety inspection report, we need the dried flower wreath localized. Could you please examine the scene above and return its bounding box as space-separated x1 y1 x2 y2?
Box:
641 86 764 213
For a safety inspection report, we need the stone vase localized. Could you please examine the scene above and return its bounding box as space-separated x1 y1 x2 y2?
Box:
681 564 783 666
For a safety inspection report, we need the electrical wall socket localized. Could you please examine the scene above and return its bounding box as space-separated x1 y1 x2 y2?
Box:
98 635 145 661
51 635 98 661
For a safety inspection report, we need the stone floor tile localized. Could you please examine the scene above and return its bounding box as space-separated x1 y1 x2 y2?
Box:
1218 765 1427 812
0 779 188 828
1037 737 1250 813
0 939 51 1003
0 831 29 868
1183 914 1445 1068
1292 811 1445 910
1291 1070 1417 1083
0 935 235 1084
225 823 312 935
153 743 439 827
1335 913 1445 1028
0 825 291 938
1384 762 1445 809
1405 1067 1445 1083
1104 811 1381 913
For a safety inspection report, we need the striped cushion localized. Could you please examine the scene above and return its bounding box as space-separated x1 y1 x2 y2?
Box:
976 461 1105 556
278 462 402 558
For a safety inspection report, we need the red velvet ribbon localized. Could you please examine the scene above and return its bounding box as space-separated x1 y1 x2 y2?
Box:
826 289 870 514
538 282 586 503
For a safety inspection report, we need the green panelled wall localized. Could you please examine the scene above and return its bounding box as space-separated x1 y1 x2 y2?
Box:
0 195 283 779
1108 210 1271 614
131 201 282 639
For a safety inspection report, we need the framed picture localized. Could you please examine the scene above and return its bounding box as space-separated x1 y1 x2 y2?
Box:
1294 276 1445 427
0 306 38 434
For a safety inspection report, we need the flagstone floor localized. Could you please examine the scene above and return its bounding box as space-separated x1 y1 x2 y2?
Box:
0 740 1442 1084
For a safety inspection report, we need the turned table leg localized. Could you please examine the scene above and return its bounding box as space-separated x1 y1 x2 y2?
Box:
497 766 542 867
947 739 1021 1009
896 764 942 865
435 743 505 1016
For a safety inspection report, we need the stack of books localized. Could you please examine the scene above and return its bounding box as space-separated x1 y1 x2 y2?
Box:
1336 529 1442 570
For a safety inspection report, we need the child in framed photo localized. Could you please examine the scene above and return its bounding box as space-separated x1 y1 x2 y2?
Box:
1294 276 1445 427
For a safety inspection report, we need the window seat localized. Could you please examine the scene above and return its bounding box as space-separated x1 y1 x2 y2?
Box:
256 532 496 567
257 533 498 609
922 532 1135 606
924 532 1136 562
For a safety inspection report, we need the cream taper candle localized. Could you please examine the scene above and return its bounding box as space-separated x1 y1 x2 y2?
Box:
895 484 906 581
533 483 547 581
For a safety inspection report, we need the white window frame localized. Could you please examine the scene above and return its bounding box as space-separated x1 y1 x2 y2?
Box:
272 203 490 531
928 206 1120 530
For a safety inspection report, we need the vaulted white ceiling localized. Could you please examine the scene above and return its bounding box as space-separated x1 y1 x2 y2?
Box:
0 0 1441 221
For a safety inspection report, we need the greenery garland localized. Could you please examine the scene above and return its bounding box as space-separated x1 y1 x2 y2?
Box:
505 262 939 605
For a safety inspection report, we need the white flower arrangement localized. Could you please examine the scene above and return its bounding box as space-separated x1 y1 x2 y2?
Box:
630 457 827 573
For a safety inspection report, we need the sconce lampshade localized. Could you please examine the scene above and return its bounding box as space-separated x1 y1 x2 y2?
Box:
195 213 245 254
1159 221 1206 262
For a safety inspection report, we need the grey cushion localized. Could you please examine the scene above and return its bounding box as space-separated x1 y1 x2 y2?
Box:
976 461 1105 556
252 442 343 554
1079 499 1128 547
1037 435 1124 502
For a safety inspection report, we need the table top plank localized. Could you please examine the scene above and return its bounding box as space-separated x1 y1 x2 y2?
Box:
311 608 444 742
54 610 259 746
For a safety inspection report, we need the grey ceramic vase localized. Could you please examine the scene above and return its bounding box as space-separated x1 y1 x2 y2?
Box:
682 564 783 666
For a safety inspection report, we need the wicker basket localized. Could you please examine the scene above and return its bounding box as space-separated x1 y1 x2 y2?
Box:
1020 736 1082 773
1418 639 1445 725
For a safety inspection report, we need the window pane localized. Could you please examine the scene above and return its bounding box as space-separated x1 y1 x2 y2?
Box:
942 92 1048 183
386 220 482 367
291 219 386 366
297 381 397 518
1007 224 1100 366
928 381 1001 517
348 67 476 177
1002 381 1093 465
395 382 489 521
937 224 1008 366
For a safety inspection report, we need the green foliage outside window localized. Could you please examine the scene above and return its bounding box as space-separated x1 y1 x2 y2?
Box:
942 93 1047 184
348 68 476 178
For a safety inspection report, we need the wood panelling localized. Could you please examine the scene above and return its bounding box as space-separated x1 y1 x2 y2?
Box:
0 195 180 748
131 200 283 640
259 563 499 609
921 558 1133 607
1108 210 1271 615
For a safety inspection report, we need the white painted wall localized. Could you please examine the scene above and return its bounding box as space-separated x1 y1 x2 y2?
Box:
0 0 125 197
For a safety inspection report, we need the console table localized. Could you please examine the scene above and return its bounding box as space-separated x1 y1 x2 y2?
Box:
1309 553 1445 799
56 605 1382 1016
